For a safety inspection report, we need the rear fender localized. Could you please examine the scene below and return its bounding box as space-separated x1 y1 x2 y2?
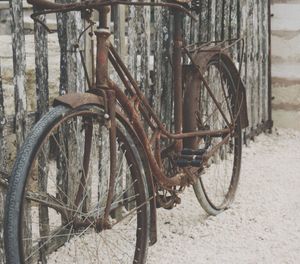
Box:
185 51 249 129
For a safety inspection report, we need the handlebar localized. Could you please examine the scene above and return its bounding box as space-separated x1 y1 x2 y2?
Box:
28 0 196 20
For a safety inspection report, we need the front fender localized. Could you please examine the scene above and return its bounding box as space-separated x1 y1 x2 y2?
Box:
53 92 158 245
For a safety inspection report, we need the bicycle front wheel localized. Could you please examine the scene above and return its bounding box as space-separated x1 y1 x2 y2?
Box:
184 55 242 215
4 104 150 263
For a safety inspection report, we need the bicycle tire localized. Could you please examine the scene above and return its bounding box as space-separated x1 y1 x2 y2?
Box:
184 55 242 215
4 104 150 263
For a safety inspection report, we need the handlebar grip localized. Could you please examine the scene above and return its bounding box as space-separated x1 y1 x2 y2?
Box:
27 0 63 10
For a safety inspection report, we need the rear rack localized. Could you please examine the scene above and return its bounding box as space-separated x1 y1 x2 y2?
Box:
186 38 244 55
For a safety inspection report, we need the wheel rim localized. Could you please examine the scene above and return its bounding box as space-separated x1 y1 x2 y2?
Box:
19 108 148 263
195 60 241 211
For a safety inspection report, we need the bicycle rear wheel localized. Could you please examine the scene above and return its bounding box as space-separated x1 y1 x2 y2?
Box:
184 55 242 215
4 104 150 263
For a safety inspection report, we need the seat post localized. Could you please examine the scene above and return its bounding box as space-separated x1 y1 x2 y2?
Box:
95 6 111 90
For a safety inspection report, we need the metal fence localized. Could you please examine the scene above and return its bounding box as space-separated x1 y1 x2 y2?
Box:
0 0 272 261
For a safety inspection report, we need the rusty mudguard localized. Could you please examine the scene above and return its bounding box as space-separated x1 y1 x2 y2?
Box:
53 92 158 245
185 51 249 129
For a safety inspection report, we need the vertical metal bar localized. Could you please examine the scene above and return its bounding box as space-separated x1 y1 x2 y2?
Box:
10 0 27 147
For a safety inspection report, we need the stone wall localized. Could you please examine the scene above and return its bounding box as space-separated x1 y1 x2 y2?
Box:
271 0 300 130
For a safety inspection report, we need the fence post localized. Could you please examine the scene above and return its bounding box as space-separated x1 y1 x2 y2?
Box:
161 11 173 129
10 0 27 147
0 62 6 175
56 0 85 206
0 60 6 264
267 0 272 131
56 0 84 95
34 9 49 119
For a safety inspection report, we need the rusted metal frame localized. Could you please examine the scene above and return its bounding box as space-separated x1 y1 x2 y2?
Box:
107 78 230 190
108 80 186 188
109 43 175 135
173 11 184 151
170 128 231 139
109 44 230 140
107 50 157 131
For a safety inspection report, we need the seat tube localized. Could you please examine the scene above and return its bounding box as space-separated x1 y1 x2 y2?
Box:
173 11 183 151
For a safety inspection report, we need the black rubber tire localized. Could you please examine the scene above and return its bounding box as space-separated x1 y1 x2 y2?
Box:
4 105 150 263
184 56 242 216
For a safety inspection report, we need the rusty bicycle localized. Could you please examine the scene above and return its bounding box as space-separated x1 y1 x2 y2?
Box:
4 0 248 263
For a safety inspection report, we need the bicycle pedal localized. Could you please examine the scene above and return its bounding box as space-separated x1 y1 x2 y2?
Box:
181 148 206 156
176 159 203 168
176 148 206 167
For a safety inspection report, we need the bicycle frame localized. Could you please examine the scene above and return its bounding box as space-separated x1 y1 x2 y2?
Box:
24 0 249 247
52 5 242 189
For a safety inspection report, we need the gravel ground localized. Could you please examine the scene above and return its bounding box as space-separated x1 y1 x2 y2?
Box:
148 128 300 264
